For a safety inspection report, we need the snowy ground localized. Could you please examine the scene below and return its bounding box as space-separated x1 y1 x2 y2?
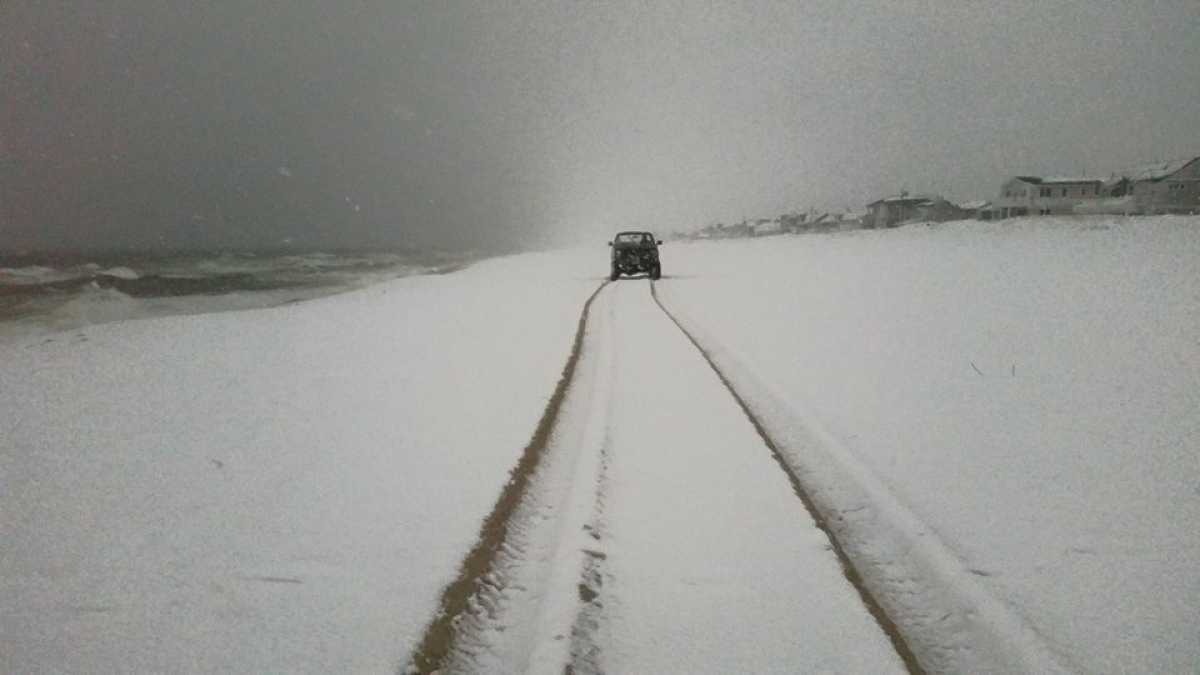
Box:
2 215 1198 673
435 280 904 674
1 251 598 672
657 216 1200 674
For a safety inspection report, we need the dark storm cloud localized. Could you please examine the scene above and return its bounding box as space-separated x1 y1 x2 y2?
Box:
1 2 548 251
2 2 1198 252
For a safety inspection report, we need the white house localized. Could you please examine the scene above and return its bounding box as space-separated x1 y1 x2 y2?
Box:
992 176 1103 218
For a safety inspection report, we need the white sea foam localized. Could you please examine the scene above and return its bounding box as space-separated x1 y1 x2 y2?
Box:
98 266 140 280
0 265 85 285
0 249 470 342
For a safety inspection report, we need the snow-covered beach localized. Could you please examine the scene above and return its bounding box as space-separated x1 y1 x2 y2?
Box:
657 216 1200 673
3 216 1198 673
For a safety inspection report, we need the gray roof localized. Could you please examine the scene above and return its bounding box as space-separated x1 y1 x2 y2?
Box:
867 193 939 206
1122 156 1198 182
1040 176 1103 184
1012 175 1102 185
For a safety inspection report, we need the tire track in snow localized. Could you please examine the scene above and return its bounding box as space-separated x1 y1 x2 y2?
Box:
563 281 617 675
564 436 612 675
648 280 925 675
405 280 610 675
411 276 920 673
650 280 1076 674
534 282 616 675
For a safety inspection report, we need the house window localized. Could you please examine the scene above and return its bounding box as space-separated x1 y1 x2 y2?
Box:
1061 188 1068 197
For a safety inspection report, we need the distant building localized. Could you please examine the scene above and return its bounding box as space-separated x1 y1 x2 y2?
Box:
914 199 973 223
992 176 1103 218
831 210 866 230
865 194 934 228
865 194 967 228
751 218 782 236
779 212 808 234
958 200 994 220
1067 156 1200 216
1122 156 1200 215
724 221 752 238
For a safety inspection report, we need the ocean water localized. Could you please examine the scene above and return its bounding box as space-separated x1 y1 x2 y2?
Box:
0 248 473 342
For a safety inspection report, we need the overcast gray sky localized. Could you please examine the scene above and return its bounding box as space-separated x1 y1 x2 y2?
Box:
2 1 1197 252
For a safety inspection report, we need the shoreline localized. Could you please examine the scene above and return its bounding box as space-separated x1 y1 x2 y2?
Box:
0 256 477 343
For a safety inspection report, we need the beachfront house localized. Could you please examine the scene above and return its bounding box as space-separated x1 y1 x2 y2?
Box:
1123 156 1200 215
914 198 973 223
865 193 966 228
865 193 934 228
1063 156 1200 216
959 200 993 220
992 176 1104 218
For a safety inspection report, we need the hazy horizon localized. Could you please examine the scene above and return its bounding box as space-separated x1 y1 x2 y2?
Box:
3 1 1197 253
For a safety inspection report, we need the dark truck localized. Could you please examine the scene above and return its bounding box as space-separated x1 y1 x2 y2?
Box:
608 231 662 280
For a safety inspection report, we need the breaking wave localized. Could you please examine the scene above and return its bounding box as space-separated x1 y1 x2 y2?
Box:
0 248 474 342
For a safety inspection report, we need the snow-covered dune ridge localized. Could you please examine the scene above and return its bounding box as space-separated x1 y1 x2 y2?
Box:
657 214 1200 674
